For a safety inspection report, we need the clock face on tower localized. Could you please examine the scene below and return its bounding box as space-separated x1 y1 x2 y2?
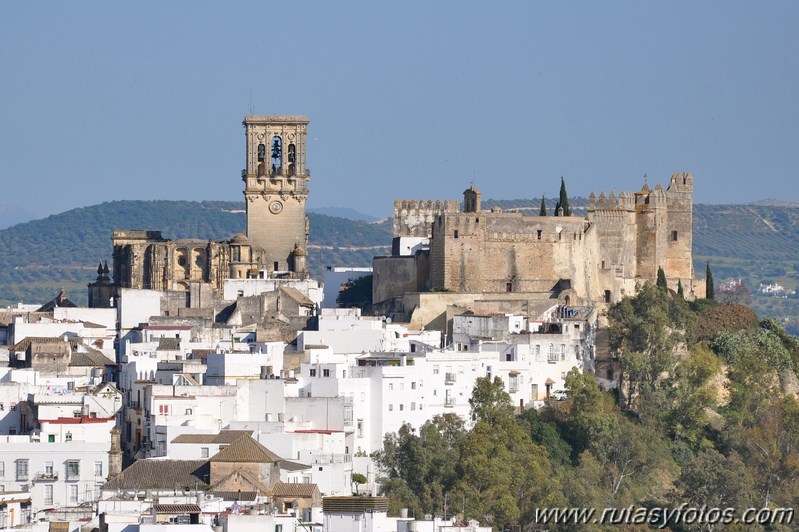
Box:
269 201 283 214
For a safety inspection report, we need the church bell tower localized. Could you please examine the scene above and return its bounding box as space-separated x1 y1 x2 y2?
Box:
242 115 310 276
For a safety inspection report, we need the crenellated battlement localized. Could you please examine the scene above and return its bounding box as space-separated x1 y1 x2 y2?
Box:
393 199 460 237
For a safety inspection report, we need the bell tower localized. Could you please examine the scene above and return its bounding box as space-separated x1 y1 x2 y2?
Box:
242 115 310 276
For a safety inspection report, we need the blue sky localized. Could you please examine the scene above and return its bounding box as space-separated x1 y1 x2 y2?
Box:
1 1 797 218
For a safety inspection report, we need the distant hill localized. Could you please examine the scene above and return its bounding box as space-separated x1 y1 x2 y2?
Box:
307 207 381 222
0 200 391 307
0 199 797 328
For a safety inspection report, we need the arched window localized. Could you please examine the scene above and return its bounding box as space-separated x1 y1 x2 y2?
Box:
288 143 296 163
271 136 282 173
257 143 266 162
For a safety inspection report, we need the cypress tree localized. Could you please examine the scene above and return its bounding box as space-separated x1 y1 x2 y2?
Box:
656 266 667 290
706 262 715 300
539 195 547 216
558 176 571 216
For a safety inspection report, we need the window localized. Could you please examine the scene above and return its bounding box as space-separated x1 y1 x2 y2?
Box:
94 462 103 477
357 419 364 438
275 525 283 532
506 282 513 292
323 369 330 377
44 485 53 505
69 484 78 504
411 382 416 390
388 404 393 411
561 344 566 361
16 459 29 481
399 404 404 411
185 408 192 415
66 460 80 479
159 404 170 415
433 365 439 375
671 230 678 242
45 462 53 477
0 461 4 478
388 383 393 391
309 369 316 377
454 230 459 238
399 383 405 391
411 402 416 411
201 447 209 458
537 229 542 240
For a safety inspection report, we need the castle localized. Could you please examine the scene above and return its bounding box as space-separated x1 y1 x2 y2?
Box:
373 172 698 324
91 116 312 306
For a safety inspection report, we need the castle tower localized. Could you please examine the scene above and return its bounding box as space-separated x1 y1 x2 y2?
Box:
463 185 481 213
242 115 310 276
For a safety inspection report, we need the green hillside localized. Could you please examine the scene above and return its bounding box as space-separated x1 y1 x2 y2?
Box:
1 199 797 331
0 200 391 307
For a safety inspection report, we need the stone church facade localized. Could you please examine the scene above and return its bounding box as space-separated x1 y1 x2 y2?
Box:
107 116 311 298
375 172 698 308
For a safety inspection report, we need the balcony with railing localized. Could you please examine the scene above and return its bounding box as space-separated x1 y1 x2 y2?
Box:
35 471 58 481
444 397 455 407
444 373 457 384
310 453 351 465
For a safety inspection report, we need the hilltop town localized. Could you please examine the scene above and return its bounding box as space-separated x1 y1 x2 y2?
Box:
0 116 796 531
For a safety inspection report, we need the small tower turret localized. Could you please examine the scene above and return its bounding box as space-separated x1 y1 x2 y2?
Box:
463 185 481 213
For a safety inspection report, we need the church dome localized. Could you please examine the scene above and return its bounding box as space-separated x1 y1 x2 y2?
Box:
230 233 249 244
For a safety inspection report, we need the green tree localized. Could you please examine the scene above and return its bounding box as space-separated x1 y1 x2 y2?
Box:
563 368 618 454
519 408 573 468
735 396 799 506
675 449 755 510
656 266 667 290
608 283 679 412
351 472 367 494
665 345 722 448
458 378 564 527
539 195 547 216
469 376 514 425
706 262 715 300
556 176 571 216
337 274 372 309
374 415 467 517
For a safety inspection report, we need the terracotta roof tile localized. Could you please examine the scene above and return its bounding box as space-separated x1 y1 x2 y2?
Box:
272 482 319 498
210 435 282 463
103 459 209 490
171 430 253 444
153 504 202 514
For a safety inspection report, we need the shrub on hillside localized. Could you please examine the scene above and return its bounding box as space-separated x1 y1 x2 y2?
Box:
693 303 758 343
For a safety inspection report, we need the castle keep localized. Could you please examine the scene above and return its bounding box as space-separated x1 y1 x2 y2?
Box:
106 116 311 300
374 172 697 312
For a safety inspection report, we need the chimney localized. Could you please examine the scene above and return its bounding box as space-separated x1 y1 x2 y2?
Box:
108 426 123 479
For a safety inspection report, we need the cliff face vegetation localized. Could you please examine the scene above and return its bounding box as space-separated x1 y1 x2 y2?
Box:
375 285 799 530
